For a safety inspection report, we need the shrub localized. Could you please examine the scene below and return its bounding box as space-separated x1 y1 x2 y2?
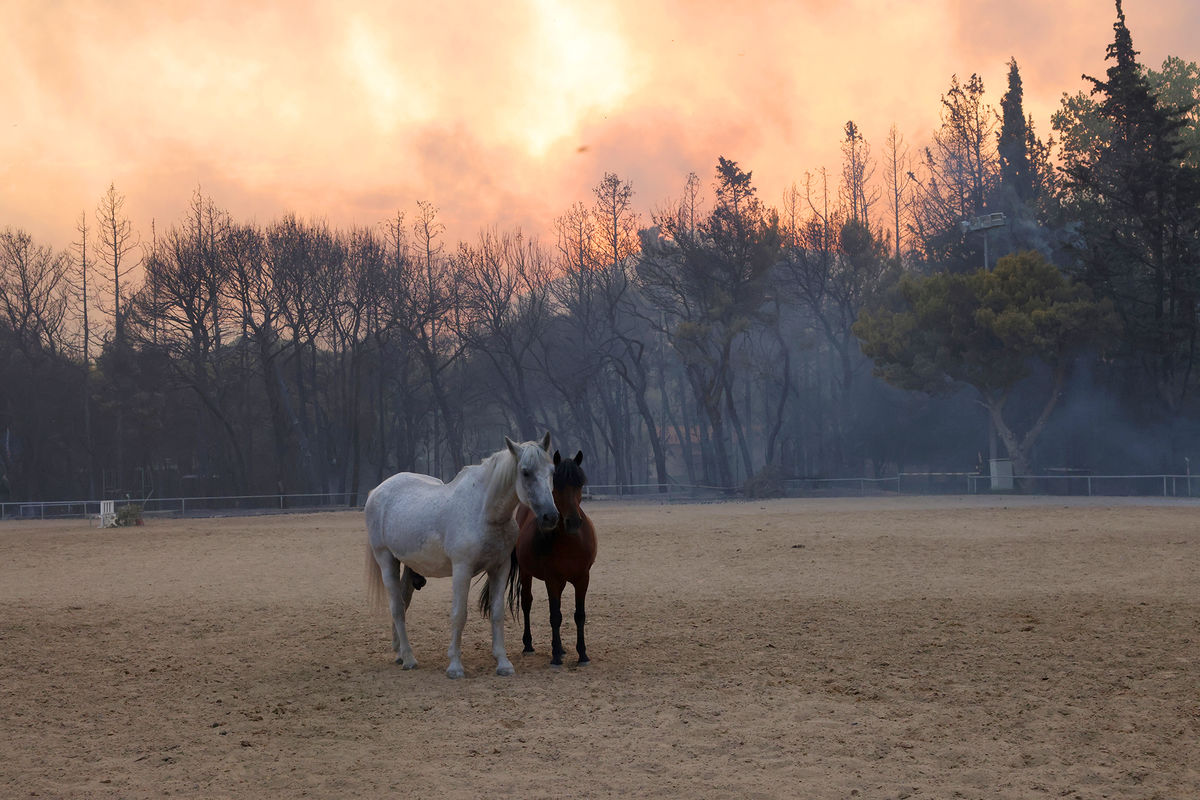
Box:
115 503 144 527
744 464 787 499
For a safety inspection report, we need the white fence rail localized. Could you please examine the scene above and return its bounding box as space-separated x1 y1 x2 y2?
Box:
585 472 1200 500
2 474 1197 521
0 492 356 521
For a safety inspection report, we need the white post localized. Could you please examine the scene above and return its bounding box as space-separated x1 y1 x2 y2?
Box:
99 500 115 528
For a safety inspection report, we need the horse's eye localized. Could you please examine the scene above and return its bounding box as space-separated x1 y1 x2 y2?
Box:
522 469 532 478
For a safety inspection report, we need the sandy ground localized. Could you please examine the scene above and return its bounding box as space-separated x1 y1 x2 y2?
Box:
1 496 1198 799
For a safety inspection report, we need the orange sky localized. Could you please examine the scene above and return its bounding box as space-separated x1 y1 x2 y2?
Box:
2 0 1197 254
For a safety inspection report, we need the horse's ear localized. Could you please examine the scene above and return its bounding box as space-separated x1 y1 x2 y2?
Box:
505 436 519 456
553 450 561 466
574 450 583 466
540 431 551 452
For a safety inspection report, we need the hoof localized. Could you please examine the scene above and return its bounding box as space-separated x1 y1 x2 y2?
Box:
576 658 590 667
496 664 515 677
522 646 535 654
446 666 465 679
395 655 418 670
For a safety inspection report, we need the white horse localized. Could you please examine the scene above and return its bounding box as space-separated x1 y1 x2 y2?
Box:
365 434 559 678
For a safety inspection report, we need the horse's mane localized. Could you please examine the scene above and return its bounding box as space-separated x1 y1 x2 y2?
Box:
554 456 587 490
479 446 519 501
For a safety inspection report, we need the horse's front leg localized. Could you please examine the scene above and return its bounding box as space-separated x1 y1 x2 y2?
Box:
446 563 473 679
546 577 567 667
487 560 515 677
521 573 535 654
573 575 590 666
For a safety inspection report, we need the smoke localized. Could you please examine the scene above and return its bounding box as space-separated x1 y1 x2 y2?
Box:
1042 357 1198 474
2 0 1196 252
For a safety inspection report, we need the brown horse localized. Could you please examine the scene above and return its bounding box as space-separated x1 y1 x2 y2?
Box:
480 449 596 666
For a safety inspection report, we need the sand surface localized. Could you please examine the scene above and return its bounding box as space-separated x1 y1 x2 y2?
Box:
2 496 1198 798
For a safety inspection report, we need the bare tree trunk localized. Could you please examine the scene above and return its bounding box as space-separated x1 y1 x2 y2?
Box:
665 365 695 486
983 365 1066 491
724 376 754 482
763 330 791 466
73 212 97 498
687 366 733 488
609 346 669 490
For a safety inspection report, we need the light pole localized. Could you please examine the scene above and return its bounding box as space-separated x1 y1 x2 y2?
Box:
959 211 1007 270
960 212 1009 486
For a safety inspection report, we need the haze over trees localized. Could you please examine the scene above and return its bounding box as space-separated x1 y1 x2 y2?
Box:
0 1 1197 503
855 251 1119 480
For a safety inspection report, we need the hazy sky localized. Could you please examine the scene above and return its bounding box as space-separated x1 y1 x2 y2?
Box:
2 0 1197 253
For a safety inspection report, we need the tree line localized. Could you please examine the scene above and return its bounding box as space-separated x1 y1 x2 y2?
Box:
2 2 1197 503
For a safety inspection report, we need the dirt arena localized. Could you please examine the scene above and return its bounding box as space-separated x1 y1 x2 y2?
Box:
2 496 1198 798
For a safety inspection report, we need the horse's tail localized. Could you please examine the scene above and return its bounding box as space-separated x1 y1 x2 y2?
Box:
365 542 395 616
478 548 520 619
505 549 521 617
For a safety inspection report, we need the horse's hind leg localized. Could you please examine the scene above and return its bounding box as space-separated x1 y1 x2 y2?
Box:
381 561 418 669
573 575 590 665
520 573 535 654
546 577 567 667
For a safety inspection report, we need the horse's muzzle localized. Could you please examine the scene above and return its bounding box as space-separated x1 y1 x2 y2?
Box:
539 510 560 531
564 515 582 535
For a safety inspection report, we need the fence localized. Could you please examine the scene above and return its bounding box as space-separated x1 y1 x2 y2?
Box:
585 472 1200 500
0 492 356 521
2 474 1197 521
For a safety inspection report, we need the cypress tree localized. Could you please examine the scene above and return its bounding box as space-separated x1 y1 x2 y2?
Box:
998 58 1032 206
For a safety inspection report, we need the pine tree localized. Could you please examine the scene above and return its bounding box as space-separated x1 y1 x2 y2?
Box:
1063 0 1200 418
